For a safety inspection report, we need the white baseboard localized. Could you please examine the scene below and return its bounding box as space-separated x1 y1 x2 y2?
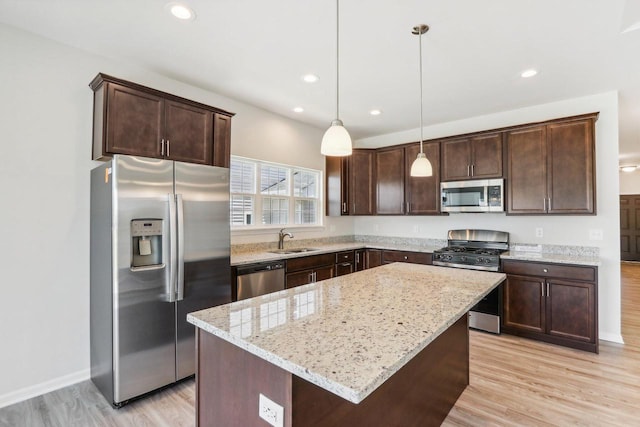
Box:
0 369 90 409
599 331 625 344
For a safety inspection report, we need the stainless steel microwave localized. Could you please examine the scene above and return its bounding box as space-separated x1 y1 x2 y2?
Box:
441 179 504 213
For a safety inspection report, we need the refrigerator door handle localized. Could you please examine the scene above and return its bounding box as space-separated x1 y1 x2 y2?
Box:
176 193 185 301
168 193 178 302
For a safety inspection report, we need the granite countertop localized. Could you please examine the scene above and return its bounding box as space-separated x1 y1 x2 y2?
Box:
231 240 601 267
501 251 601 266
187 263 505 404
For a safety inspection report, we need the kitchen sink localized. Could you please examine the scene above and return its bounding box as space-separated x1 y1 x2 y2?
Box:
268 248 319 254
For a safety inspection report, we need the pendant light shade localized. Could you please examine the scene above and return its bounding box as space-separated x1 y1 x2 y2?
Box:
321 119 352 156
410 24 433 177
321 0 352 157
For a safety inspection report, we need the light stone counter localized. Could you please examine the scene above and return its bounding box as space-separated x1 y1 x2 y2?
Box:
501 251 601 266
230 241 443 266
188 263 505 403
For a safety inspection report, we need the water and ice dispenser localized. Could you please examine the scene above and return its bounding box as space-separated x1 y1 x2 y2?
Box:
130 219 164 270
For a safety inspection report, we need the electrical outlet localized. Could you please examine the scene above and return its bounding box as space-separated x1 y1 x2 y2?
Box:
259 394 283 427
589 229 603 241
535 228 543 238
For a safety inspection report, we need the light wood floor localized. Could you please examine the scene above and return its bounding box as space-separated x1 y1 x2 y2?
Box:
2 263 639 427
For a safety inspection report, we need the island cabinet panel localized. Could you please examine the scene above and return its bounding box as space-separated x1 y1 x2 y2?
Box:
441 133 503 181
382 250 432 265
501 259 598 353
90 73 234 166
285 253 336 289
376 146 405 214
195 315 469 427
506 113 597 215
405 142 441 214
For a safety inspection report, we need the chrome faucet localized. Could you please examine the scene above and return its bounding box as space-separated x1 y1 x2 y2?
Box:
278 228 294 249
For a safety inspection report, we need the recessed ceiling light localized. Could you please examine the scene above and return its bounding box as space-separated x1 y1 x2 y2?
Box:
521 69 538 78
166 2 196 21
293 107 304 113
302 74 319 83
620 165 638 172
369 109 382 116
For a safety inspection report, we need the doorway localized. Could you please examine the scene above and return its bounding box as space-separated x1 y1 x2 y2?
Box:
620 195 640 261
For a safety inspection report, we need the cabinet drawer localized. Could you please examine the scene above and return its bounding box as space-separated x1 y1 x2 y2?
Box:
286 253 335 272
382 250 432 265
502 260 596 282
335 251 355 263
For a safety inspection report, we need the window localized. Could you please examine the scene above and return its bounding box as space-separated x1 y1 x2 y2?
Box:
230 156 322 228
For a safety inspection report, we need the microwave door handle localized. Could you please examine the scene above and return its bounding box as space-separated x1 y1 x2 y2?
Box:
176 194 185 301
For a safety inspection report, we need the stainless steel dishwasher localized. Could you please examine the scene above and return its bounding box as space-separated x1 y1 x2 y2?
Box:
236 261 285 300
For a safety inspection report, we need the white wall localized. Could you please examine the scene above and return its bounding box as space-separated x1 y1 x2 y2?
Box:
356 91 622 344
620 170 640 194
0 23 346 407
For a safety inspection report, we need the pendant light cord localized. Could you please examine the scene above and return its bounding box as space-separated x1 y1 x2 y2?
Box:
419 27 424 154
336 0 340 121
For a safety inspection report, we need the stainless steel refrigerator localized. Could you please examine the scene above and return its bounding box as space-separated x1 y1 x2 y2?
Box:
90 155 231 406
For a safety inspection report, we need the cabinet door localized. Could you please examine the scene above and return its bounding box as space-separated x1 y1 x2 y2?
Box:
286 270 314 289
382 250 432 265
315 265 335 281
502 274 545 333
471 133 503 178
405 142 440 214
506 126 547 214
105 83 163 158
213 113 232 168
350 150 376 215
355 249 366 271
546 279 596 343
325 156 349 216
164 100 213 165
366 249 382 268
376 147 405 214
546 119 595 214
441 137 471 181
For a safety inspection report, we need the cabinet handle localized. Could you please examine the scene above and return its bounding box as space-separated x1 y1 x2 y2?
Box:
309 272 314 283
547 198 551 211
166 140 170 157
353 203 356 212
160 139 165 156
543 268 548 273
547 283 550 297
356 253 360 263
406 202 410 213
342 202 347 213
471 164 475 176
541 282 545 297
543 198 547 212
467 165 470 177
404 256 408 260
339 262 351 267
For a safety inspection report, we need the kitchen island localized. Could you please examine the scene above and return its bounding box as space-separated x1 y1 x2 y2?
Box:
188 263 505 426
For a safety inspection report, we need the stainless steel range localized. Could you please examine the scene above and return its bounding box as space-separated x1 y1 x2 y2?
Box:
433 229 509 334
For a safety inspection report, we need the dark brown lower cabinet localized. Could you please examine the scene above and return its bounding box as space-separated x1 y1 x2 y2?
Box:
502 260 598 353
366 249 383 268
382 250 432 265
335 251 355 276
285 253 335 289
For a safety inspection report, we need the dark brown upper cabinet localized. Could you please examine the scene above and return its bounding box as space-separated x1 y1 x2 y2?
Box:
90 73 234 167
325 149 376 216
506 114 597 215
441 133 503 181
376 142 441 215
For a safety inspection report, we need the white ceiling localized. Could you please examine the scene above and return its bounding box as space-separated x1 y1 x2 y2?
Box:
2 0 640 164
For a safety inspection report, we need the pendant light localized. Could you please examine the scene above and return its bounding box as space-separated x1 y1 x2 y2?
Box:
321 0 352 156
409 24 433 177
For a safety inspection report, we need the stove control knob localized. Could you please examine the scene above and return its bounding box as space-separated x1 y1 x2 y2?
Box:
485 258 492 264
477 257 483 263
460 256 466 262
